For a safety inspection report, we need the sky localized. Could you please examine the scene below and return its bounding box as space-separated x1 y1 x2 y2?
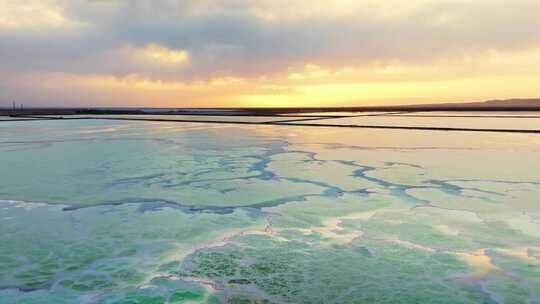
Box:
1 0 540 108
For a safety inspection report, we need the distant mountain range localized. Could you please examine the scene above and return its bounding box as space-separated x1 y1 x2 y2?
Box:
404 98 540 109
264 98 540 113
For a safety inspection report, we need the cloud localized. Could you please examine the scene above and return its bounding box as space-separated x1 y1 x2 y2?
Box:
0 0 84 30
2 1 540 77
129 43 190 66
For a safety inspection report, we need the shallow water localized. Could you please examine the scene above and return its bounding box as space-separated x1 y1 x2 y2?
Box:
76 115 295 123
283 115 540 130
1 118 539 303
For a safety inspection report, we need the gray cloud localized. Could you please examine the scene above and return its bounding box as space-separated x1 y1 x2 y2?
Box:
2 0 540 81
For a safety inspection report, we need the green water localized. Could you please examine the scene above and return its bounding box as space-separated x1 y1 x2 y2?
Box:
1 119 539 303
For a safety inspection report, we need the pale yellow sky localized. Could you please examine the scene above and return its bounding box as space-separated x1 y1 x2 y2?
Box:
1 1 540 107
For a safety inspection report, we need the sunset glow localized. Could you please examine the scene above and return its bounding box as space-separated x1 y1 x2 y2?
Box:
1 0 540 107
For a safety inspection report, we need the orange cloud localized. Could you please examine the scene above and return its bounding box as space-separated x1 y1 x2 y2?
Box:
131 43 190 66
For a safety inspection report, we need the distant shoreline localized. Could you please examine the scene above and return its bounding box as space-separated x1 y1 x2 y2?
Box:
2 107 540 117
2 98 540 116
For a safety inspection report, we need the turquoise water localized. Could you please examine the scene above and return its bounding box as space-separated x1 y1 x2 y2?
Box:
1 119 539 303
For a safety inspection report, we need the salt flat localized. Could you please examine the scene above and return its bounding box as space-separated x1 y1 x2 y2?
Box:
1 116 539 303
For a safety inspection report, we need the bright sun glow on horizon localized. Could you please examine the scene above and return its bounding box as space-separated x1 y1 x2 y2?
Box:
1 0 540 107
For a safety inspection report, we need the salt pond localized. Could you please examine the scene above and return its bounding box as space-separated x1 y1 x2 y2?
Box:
1 118 539 303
